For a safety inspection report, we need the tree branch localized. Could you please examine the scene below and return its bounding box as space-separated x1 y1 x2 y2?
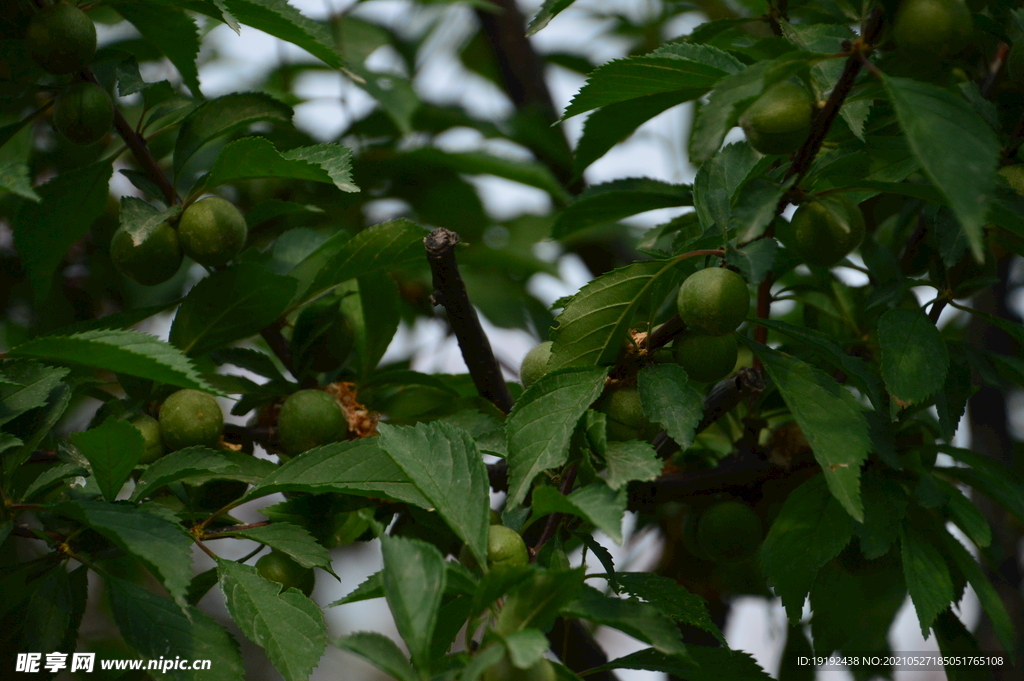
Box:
425 228 515 414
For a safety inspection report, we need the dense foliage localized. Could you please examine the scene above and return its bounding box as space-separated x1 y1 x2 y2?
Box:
1 0 1023 679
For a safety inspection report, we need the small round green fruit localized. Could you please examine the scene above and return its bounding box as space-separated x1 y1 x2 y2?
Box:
292 297 355 373
677 268 750 336
520 341 553 388
739 81 814 155
598 388 653 442
672 331 737 383
177 197 247 267
27 2 97 75
893 0 973 58
159 389 223 452
483 657 557 681
697 501 763 564
782 195 866 267
488 525 529 570
256 550 315 596
110 221 183 286
130 414 164 465
53 82 113 146
277 389 347 459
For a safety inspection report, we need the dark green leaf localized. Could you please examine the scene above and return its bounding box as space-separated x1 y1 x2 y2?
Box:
205 137 357 193
637 363 703 451
561 585 687 656
934 478 991 549
404 148 569 201
596 647 771 680
222 0 341 67
901 522 955 636
496 568 585 635
0 360 69 427
20 565 87 658
936 350 972 441
114 2 201 97
20 463 86 502
380 534 446 671
878 307 948 407
854 470 908 560
0 162 39 202
614 572 725 644
330 571 383 607
223 522 334 573
552 179 692 239
526 0 575 36
603 440 662 490
132 447 274 501
335 632 417 681
936 446 1024 524
532 483 625 543
70 419 144 502
340 272 401 377
725 235 778 283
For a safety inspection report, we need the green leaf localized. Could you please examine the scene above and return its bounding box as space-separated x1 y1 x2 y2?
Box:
501 628 549 669
562 585 687 656
552 179 692 238
0 162 39 202
349 65 420 134
760 475 855 621
219 560 327 681
637 363 703 451
725 236 778 284
878 307 949 407
335 632 417 681
205 137 358 193
219 0 340 67
936 350 972 441
70 419 144 502
132 446 274 501
2 384 72 478
532 483 626 543
884 76 1000 260
550 260 680 369
11 329 214 393
0 360 69 427
380 534 446 671
596 647 771 680
526 0 575 36
934 478 991 549
854 470 908 560
114 2 201 97
244 438 430 507
118 195 182 248
108 577 244 681
331 571 384 606
21 463 86 502
173 93 293 178
169 263 297 357
222 522 334 574
900 522 955 636
377 422 491 567
404 148 569 202
340 272 401 377
53 500 193 609
693 142 766 232
614 572 725 644
505 367 609 507
12 161 113 300
936 446 1024 524
496 568 585 635
20 564 88 657
603 440 662 490
748 342 870 521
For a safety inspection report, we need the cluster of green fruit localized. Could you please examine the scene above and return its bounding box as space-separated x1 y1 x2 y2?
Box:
683 500 764 564
111 197 249 285
128 389 226 465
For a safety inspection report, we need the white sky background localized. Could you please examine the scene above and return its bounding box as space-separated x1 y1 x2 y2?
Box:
94 0 1003 678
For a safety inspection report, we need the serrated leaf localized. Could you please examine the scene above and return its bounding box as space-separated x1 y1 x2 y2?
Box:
53 500 193 610
173 93 293 178
223 0 341 67
380 534 446 671
693 142 768 232
936 349 971 443
505 367 609 507
2 384 72 478
11 329 214 393
118 196 182 245
21 463 86 502
934 478 991 549
937 445 1024 525
854 470 908 560
0 162 39 201
562 585 687 656
132 447 273 502
883 76 1000 260
748 342 869 521
496 568 585 635
878 307 948 406
637 363 703 451
205 137 358 193
169 263 297 357
0 360 69 427
244 438 430 507
526 0 575 35
615 572 725 644
219 561 326 681
222 522 334 573
335 632 417 681
377 422 490 566
20 564 87 658
760 475 855 621
550 260 679 369
603 440 662 490
532 483 625 543
725 234 778 283
596 647 771 680
552 179 692 238
108 577 244 681
114 2 201 97
70 419 144 502
901 522 955 637
13 161 112 300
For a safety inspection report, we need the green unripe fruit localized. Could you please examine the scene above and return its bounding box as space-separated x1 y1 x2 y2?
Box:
488 525 529 570
27 2 97 75
520 341 553 388
893 0 973 58
739 81 814 155
256 550 315 596
677 268 750 336
697 501 763 563
277 389 347 458
782 195 866 267
598 388 653 442
110 221 183 286
130 414 164 465
673 331 737 383
490 509 503 525
53 82 113 146
159 390 223 452
292 297 355 373
483 657 556 681
177 197 248 267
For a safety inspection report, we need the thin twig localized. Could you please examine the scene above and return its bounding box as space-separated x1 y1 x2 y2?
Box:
982 42 1010 98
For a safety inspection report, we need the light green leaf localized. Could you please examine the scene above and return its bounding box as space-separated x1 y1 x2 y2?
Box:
380 534 446 672
901 522 955 637
169 263 297 357
561 585 688 656
11 329 214 393
335 632 417 681
219 560 327 681
496 568 585 635
70 419 144 502
377 422 491 567
108 577 244 681
114 2 201 97
505 367 609 507
748 342 869 521
502 629 550 668
13 161 112 300
883 76 1000 260
552 178 692 238
532 483 626 543
637 363 703 451
0 360 69 427
878 307 949 406
205 137 357 193
223 522 334 574
760 475 855 621
603 440 662 490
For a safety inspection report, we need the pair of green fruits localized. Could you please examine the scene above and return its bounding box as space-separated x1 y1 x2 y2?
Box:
130 389 225 465
684 501 764 564
111 197 249 285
